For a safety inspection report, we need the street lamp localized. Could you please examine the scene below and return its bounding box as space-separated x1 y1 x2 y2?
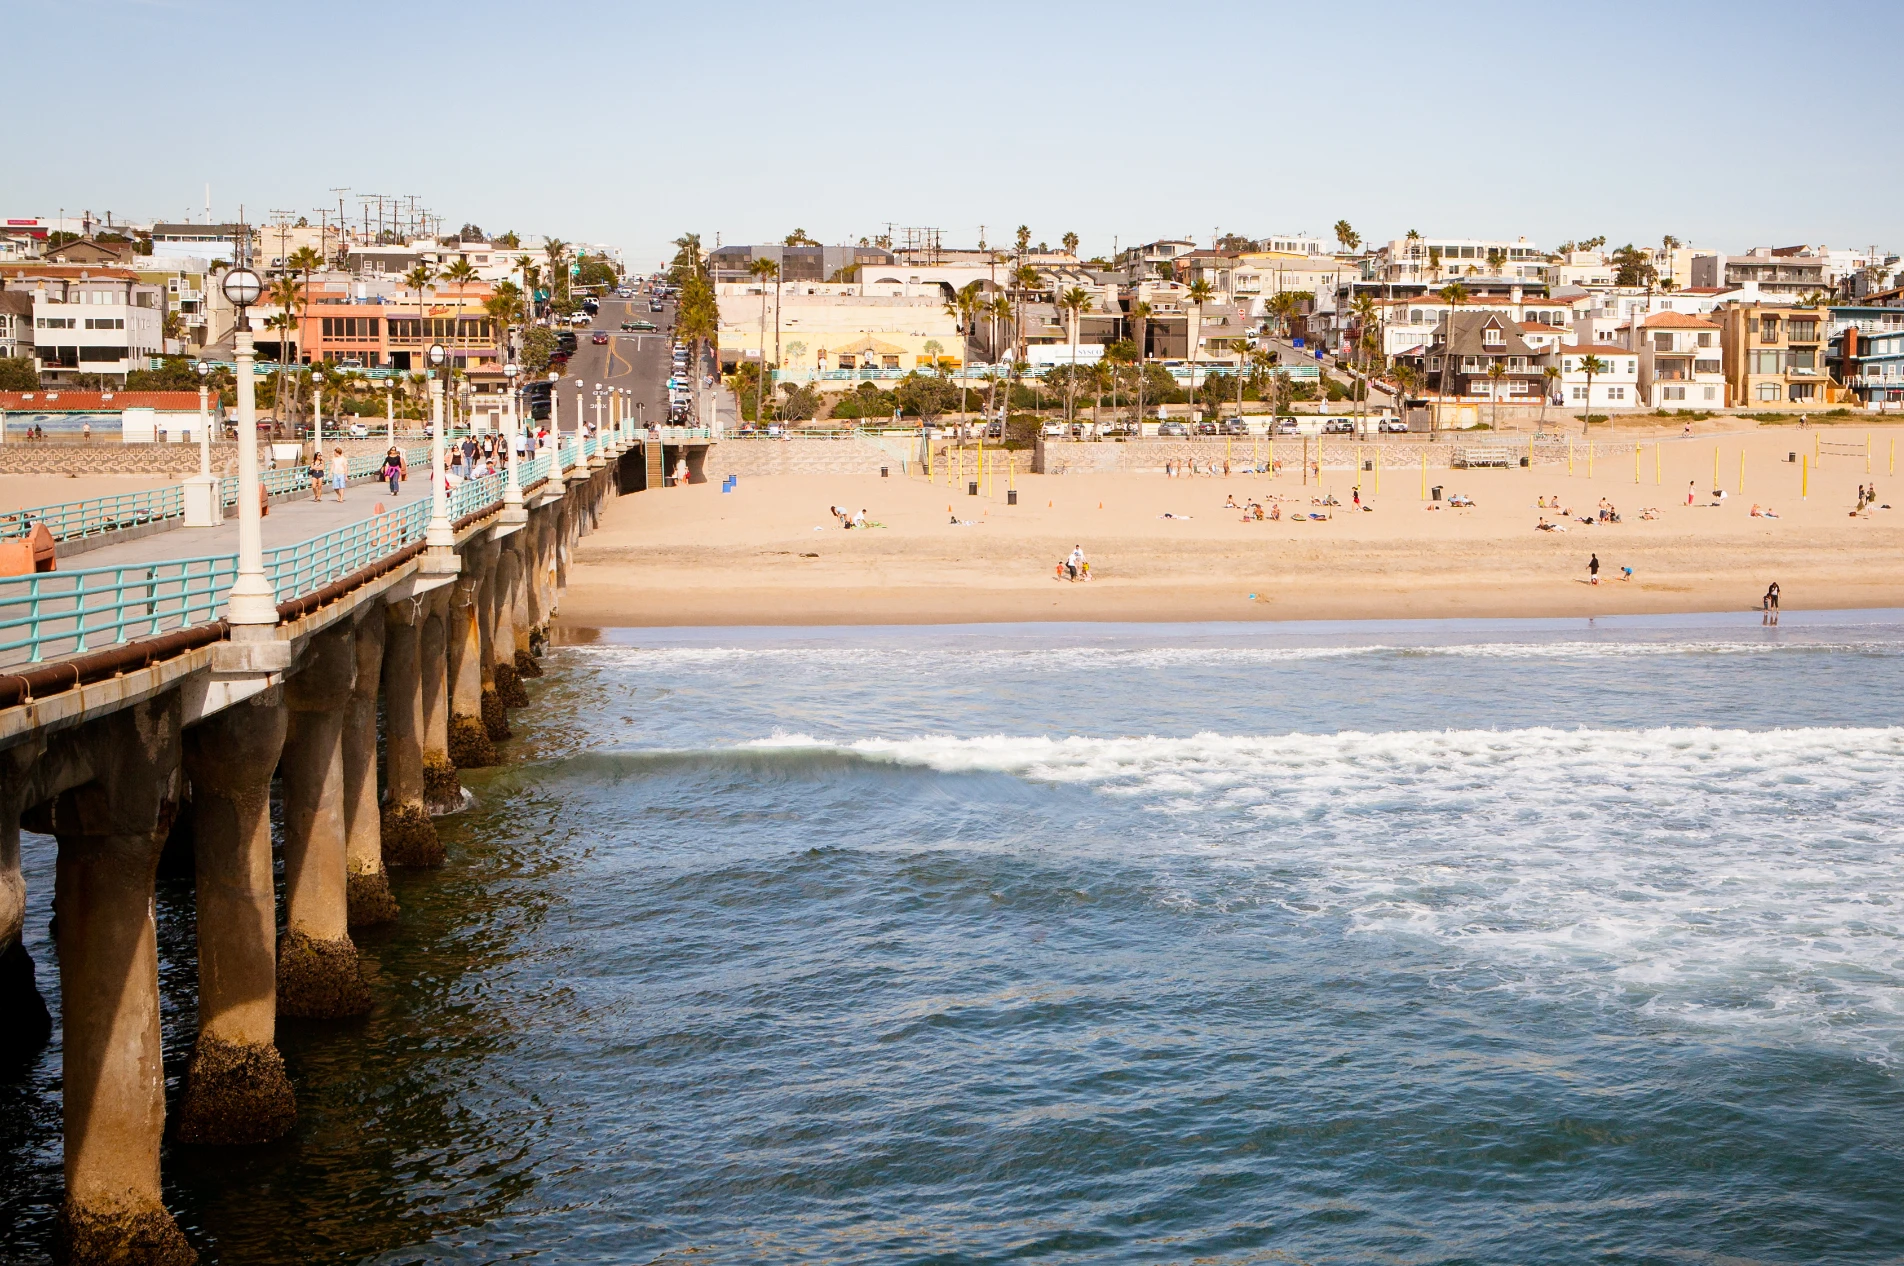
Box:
219 263 276 625
545 369 565 492
502 361 524 516
425 344 452 550
311 368 324 453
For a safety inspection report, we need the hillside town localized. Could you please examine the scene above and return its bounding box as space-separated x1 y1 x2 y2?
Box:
4 212 1901 436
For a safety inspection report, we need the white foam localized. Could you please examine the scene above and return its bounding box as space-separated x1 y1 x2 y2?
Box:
739 725 1904 1062
591 639 1899 674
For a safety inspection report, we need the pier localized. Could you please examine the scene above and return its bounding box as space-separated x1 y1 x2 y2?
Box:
0 409 645 1263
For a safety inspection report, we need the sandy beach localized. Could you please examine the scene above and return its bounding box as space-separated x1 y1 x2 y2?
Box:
560 424 1904 628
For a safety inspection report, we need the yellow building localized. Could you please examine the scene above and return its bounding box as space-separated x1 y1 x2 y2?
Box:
716 283 962 381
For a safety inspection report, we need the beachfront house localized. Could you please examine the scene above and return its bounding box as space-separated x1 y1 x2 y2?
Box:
1424 312 1553 400
1554 342 1640 410
1631 313 1725 408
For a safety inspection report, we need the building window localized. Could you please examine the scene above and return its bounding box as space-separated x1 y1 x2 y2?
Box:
1665 386 1685 400
1697 332 1713 347
1751 350 1783 375
1572 386 1588 400
1757 383 1781 401
1790 319 1818 342
1654 333 1675 352
1609 386 1625 400
77 346 123 362
1704 387 1716 400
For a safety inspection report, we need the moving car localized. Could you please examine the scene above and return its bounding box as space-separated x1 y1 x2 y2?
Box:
592 332 609 345
649 300 664 312
628 319 657 332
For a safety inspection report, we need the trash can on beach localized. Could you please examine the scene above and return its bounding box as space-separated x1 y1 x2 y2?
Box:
968 481 978 496
1431 485 1443 501
1007 490 1018 505
881 466 889 478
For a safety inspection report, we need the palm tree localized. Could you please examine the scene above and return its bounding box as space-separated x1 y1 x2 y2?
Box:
943 280 984 422
1058 286 1092 422
543 238 568 308
1578 353 1607 433
403 263 436 373
1486 361 1506 430
1130 301 1154 427
1433 282 1471 437
484 285 520 362
1185 277 1215 363
440 258 479 368
1540 365 1561 432
1011 264 1041 362
1062 231 1079 257
747 258 778 421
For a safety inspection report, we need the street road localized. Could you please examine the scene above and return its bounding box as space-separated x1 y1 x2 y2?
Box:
555 288 678 431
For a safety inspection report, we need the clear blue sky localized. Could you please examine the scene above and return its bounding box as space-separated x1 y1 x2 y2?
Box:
16 0 1901 269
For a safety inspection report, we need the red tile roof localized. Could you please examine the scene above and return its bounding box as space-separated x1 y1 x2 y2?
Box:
0 391 203 411
1518 322 1566 333
1642 312 1719 328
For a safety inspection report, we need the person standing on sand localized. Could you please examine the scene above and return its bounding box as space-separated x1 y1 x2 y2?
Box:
1588 553 1600 585
1687 480 1696 506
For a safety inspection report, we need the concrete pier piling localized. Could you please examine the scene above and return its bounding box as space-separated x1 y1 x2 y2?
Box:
448 558 497 769
277 624 371 1019
380 597 443 867
177 689 295 1145
0 743 53 1070
41 697 195 1265
343 610 399 927
419 588 462 813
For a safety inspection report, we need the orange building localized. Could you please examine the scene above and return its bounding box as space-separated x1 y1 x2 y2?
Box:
289 280 502 371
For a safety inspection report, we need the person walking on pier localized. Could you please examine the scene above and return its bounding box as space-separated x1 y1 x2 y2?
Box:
330 446 349 503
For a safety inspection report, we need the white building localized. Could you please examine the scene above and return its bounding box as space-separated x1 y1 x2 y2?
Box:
1625 313 1725 408
2 266 166 384
1549 250 1615 289
1371 236 1548 285
1555 342 1640 409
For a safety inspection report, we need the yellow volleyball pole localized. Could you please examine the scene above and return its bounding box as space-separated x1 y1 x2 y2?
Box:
1891 437 1896 475
1654 441 1661 485
1814 429 1820 461
1866 431 1872 474
1802 453 1809 499
1567 439 1573 475
1421 449 1427 500
1009 451 1016 491
1634 442 1640 484
1589 441 1594 479
1713 444 1718 489
1375 445 1382 495
1527 434 1533 466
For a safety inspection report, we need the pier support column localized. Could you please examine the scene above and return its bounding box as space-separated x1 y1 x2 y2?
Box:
278 624 370 1019
343 609 397 927
0 741 52 1071
45 696 194 1265
381 597 443 865
448 551 496 768
474 538 510 740
177 688 295 1145
420 586 461 813
492 543 529 706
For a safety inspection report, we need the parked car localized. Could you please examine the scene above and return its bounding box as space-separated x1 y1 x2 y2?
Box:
592 332 609 345
347 422 368 438
1323 418 1354 434
1195 421 1218 435
1157 421 1189 437
1275 417 1300 434
1222 419 1250 436
1382 418 1409 433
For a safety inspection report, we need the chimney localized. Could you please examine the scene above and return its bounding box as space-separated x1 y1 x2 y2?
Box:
1510 284 1523 304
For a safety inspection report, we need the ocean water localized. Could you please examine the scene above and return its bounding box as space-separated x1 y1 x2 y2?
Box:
6 612 1904 1263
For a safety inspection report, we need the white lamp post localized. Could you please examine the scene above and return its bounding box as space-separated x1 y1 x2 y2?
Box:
183 359 224 527
221 265 278 625
502 361 525 520
545 369 565 493
386 384 395 448
425 344 453 550
311 369 324 455
590 382 605 467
